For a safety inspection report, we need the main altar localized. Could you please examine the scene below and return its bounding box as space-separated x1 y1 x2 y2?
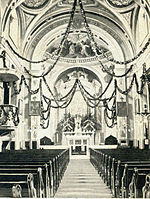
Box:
62 115 95 158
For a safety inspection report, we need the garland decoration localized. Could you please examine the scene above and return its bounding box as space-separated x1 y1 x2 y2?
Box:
78 0 134 77
78 0 150 66
115 72 147 95
78 77 113 101
10 65 148 129
78 77 117 108
40 105 51 128
1 0 149 129
104 108 116 128
12 75 41 95
3 0 149 79
40 118 50 129
6 40 49 64
42 76 60 107
39 78 78 128
100 64 133 78
42 76 78 109
23 0 77 78
103 89 117 128
40 79 51 128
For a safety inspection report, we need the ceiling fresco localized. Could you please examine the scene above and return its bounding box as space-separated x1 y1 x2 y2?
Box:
22 0 49 9
107 0 134 8
46 33 111 59
54 67 102 97
56 67 101 83
18 0 136 63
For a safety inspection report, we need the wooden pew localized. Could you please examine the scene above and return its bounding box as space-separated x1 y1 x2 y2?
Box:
107 158 150 198
0 149 69 198
90 148 150 198
0 167 40 197
128 168 150 198
115 162 150 198
142 173 150 198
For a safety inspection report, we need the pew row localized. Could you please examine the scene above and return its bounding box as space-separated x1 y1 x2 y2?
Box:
90 148 150 198
0 149 69 198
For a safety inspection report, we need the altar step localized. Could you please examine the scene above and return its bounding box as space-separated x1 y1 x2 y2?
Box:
55 159 113 198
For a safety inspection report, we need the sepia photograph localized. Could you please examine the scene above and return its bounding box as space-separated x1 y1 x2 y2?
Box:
0 0 150 198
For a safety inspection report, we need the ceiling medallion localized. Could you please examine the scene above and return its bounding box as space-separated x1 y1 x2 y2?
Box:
22 0 49 9
107 0 134 7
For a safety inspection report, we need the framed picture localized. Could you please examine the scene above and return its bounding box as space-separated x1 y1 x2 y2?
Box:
117 102 127 117
29 101 41 116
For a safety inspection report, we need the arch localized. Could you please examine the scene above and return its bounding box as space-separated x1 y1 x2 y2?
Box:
22 4 134 62
43 64 108 93
55 67 102 85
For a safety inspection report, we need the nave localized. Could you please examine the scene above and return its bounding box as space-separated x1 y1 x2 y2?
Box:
0 0 150 198
0 147 150 198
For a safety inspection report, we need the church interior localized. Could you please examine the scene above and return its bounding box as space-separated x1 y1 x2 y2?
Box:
0 0 150 198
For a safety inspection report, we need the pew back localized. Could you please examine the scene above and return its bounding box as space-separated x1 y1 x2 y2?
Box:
0 149 69 198
90 148 150 198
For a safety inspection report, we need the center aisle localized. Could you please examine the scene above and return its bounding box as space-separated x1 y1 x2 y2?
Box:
55 159 113 198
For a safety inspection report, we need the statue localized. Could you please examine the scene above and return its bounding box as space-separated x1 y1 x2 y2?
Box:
75 114 82 134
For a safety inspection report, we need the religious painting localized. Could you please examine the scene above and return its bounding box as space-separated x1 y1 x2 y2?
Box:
29 101 41 116
107 0 133 7
117 102 127 117
22 0 49 9
46 33 111 59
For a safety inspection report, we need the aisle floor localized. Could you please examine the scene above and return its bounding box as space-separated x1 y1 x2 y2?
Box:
55 159 113 198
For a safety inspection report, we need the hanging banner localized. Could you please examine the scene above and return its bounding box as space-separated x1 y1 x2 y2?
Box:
29 101 41 116
117 102 127 117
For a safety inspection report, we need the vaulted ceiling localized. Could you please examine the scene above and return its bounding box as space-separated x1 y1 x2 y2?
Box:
1 0 150 72
19 0 136 61
2 0 146 61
